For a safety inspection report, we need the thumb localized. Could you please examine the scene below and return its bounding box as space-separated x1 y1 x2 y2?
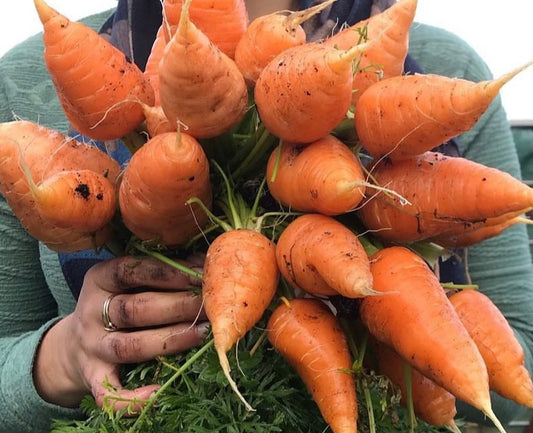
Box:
91 368 160 415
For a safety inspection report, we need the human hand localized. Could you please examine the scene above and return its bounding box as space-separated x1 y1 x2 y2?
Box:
33 255 208 412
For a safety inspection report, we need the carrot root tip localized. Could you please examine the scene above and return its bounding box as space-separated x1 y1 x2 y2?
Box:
216 347 255 412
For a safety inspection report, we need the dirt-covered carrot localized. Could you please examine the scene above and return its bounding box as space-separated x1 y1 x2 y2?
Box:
33 0 155 141
267 298 357 433
234 0 337 86
158 0 249 139
275 213 374 298
266 135 367 215
357 152 533 243
0 120 121 252
163 0 249 59
433 215 530 248
325 0 417 106
118 130 212 247
254 40 368 143
373 339 459 431
449 289 533 409
26 169 116 233
355 61 533 160
202 228 278 411
359 246 506 433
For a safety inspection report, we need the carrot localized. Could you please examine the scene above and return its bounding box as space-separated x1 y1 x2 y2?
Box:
433 215 531 248
144 23 173 107
0 120 121 252
359 246 506 433
266 135 367 215
158 0 249 139
234 0 337 87
325 0 417 106
163 0 249 59
25 168 116 233
118 130 212 247
33 0 155 142
267 297 357 433
354 61 533 160
254 40 368 144
449 289 533 409
275 213 375 298
373 339 459 431
202 229 279 411
357 151 533 243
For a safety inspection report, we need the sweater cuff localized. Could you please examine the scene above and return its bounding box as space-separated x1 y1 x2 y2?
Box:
1 318 83 431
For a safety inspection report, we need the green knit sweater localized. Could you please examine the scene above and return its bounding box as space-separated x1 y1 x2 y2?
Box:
1 11 532 433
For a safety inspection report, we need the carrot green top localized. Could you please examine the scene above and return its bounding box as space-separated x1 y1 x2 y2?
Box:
0 8 532 433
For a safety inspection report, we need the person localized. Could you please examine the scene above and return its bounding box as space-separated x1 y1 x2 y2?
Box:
0 0 532 432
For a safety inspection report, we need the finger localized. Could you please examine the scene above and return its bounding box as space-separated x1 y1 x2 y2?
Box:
91 368 160 414
108 291 206 329
87 256 202 294
100 321 210 364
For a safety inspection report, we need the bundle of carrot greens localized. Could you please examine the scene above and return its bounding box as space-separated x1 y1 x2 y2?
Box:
1 0 533 432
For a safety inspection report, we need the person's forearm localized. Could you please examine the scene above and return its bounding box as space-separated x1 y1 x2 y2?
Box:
0 321 82 433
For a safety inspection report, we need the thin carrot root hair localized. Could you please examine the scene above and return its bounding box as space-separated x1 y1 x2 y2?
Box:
216 347 255 412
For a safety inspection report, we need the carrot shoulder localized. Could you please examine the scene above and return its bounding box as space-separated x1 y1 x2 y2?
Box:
359 246 505 433
275 213 374 298
254 40 368 143
266 135 366 215
267 298 357 433
449 289 533 409
118 130 212 247
33 0 155 141
158 0 248 138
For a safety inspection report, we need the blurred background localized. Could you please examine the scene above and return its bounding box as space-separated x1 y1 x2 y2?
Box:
0 0 532 121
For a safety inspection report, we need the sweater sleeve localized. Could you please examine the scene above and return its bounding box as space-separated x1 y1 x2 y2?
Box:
409 23 533 425
0 11 112 433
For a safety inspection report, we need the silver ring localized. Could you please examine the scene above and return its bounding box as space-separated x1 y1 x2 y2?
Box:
102 294 119 332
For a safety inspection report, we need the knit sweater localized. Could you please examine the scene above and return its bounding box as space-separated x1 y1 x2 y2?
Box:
1 9 532 433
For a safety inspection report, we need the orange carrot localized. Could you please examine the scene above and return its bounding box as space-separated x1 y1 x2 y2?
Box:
267 297 357 433
0 120 121 252
354 61 532 160
33 0 155 141
158 0 249 139
433 215 530 248
202 229 279 411
234 0 337 87
325 0 417 106
163 0 249 59
266 135 366 215
144 23 173 107
449 289 533 409
373 339 458 430
275 213 374 298
357 151 533 243
254 40 368 143
26 169 116 233
359 246 505 433
118 130 212 247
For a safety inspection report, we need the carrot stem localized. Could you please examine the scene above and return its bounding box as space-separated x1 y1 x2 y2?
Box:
132 241 203 281
402 361 417 433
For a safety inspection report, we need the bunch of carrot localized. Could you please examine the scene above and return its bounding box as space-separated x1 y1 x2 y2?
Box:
2 0 533 432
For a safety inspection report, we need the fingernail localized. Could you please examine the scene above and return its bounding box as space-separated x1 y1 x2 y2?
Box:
197 321 211 338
